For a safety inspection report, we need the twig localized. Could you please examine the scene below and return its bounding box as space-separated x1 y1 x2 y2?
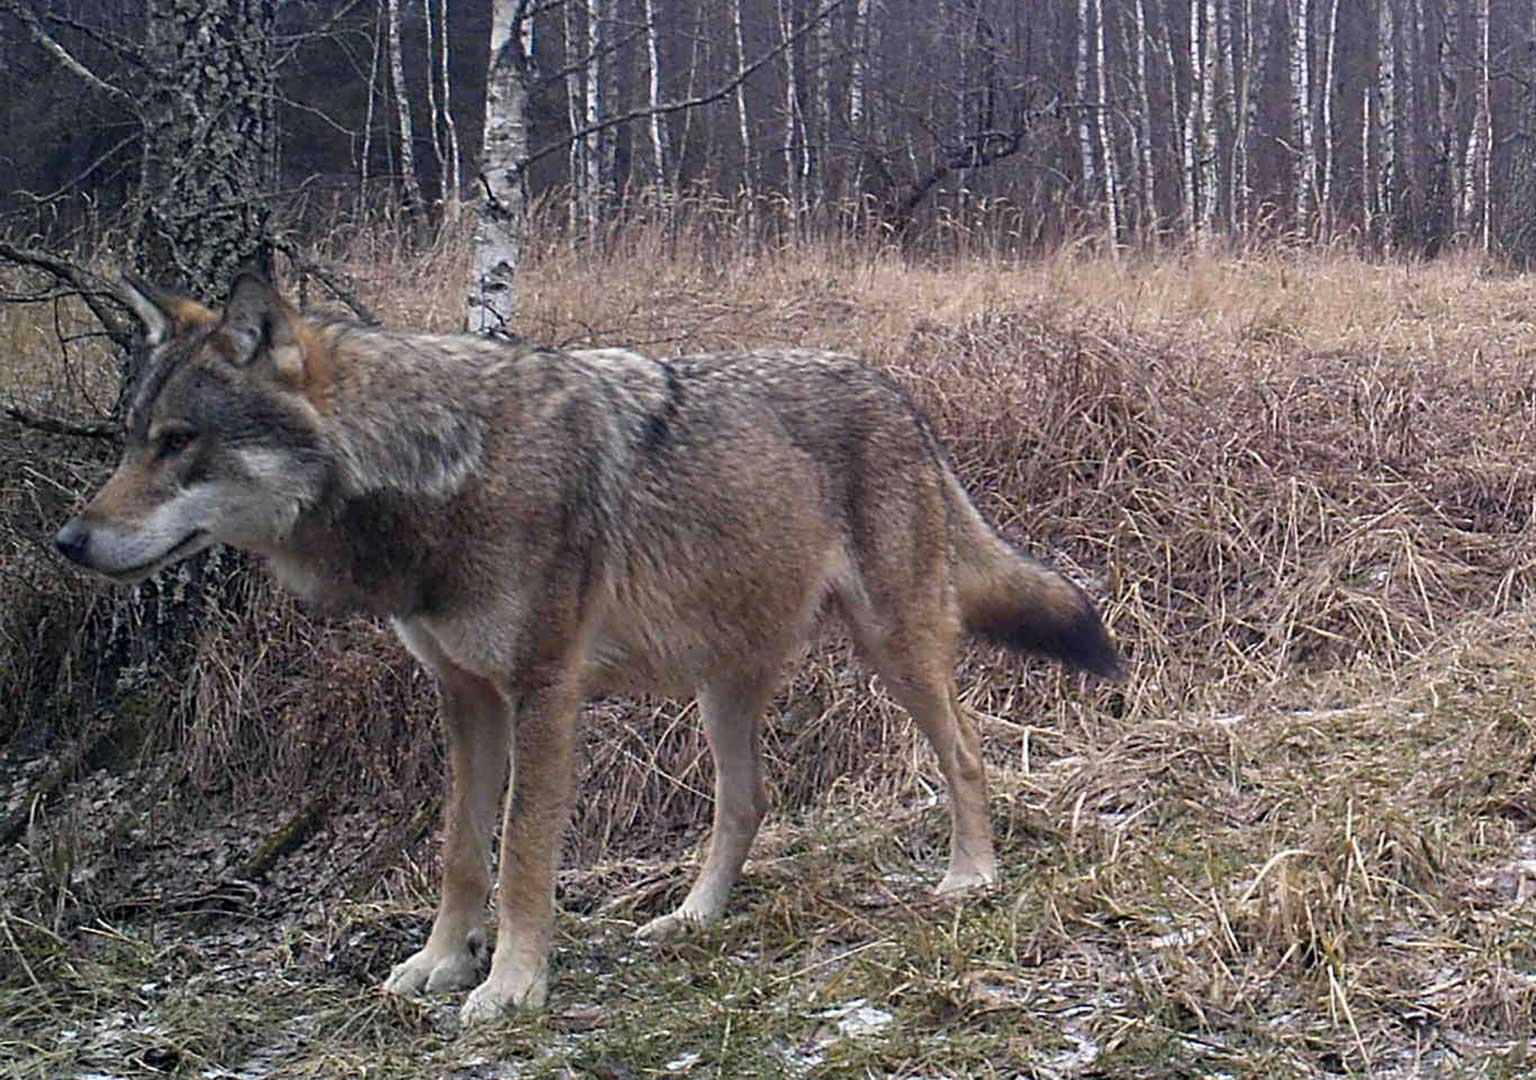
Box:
274 240 380 324
4 404 116 440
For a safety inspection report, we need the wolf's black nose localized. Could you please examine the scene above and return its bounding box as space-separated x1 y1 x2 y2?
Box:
55 520 90 564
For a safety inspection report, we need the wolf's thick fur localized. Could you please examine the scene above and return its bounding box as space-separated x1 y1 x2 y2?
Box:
57 273 1122 1025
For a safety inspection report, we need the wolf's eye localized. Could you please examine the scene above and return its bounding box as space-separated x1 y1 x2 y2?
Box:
156 429 197 459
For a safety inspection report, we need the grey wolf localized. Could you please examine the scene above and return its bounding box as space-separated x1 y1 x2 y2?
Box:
56 272 1123 1026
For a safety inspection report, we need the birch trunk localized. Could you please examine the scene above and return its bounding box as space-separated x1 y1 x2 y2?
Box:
1428 3 1460 252
423 0 447 205
643 0 670 187
564 2 586 230
584 0 610 230
1236 0 1275 236
778 0 802 215
1184 0 1201 237
1462 0 1491 248
385 0 424 218
1077 0 1099 202
1095 0 1121 244
1132 0 1156 236
1216 0 1236 232
1375 0 1398 247
1199 0 1220 243
360 1 383 192
732 0 755 223
1288 0 1315 229
467 0 532 332
1319 0 1341 232
439 0 462 212
849 0 870 198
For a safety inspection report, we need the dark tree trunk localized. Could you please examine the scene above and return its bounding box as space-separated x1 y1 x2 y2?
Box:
125 0 278 691
136 0 276 310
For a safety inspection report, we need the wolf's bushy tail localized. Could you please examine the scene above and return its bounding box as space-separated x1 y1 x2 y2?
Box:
944 473 1124 679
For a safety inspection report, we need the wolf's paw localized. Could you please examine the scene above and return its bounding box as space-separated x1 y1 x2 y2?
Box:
459 968 547 1027
634 908 706 944
383 933 486 997
934 864 998 897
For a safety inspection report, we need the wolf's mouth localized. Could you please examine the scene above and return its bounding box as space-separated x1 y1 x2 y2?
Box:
106 529 212 582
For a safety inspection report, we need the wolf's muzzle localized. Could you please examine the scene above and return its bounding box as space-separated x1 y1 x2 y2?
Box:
55 518 91 566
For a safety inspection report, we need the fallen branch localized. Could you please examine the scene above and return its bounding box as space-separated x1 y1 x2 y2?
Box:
232 792 332 882
4 404 116 440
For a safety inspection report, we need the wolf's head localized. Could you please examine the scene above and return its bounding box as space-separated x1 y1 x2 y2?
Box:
55 273 332 583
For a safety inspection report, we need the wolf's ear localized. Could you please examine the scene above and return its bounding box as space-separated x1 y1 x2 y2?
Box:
222 272 305 381
116 272 215 346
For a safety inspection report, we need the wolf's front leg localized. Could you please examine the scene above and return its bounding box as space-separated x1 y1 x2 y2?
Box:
459 677 580 1026
385 624 510 998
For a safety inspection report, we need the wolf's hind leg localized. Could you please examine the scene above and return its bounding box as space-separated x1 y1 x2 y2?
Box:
893 675 996 895
384 623 509 997
848 605 997 895
636 674 775 942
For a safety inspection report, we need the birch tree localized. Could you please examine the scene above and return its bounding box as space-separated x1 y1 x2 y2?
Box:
1319 0 1341 231
1198 0 1220 243
385 0 425 219
848 0 871 197
1370 0 1398 248
1426 2 1461 253
1288 0 1316 229
1462 0 1491 249
1130 0 1157 235
1077 0 1099 203
1183 0 1200 234
423 0 462 213
468 0 534 331
1235 0 1276 236
1095 0 1122 244
642 0 670 187
733 0 756 210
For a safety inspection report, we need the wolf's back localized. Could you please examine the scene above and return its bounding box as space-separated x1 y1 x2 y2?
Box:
943 473 1123 678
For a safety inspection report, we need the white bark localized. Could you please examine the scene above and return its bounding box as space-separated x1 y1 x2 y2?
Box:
849 0 869 135
1288 0 1315 227
423 0 447 202
1320 0 1341 228
360 1 383 191
1095 0 1120 243
1184 0 1200 235
467 0 532 331
385 0 424 215
1374 0 1397 246
1236 0 1275 235
1463 0 1491 248
643 0 670 186
1199 0 1220 242
778 0 802 212
585 0 606 230
1078 0 1099 198
1132 0 1156 234
437 0 462 211
733 0 755 202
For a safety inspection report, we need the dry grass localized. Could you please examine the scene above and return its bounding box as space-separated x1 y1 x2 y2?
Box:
6 222 1536 1073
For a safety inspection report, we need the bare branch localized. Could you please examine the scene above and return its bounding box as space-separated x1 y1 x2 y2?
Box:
1 0 133 104
273 239 380 325
515 0 853 178
0 240 134 351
